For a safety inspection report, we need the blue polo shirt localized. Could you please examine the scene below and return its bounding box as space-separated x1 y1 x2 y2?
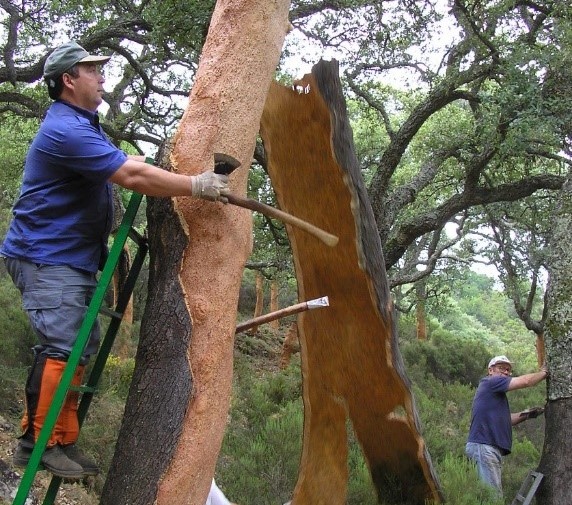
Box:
1 100 128 273
467 375 513 454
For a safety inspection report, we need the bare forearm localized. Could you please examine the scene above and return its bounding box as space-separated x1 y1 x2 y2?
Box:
522 370 548 387
508 367 548 391
110 159 194 197
511 412 527 426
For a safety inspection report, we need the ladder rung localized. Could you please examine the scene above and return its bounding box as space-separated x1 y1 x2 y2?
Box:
128 227 146 246
99 306 124 320
69 384 96 394
511 470 543 505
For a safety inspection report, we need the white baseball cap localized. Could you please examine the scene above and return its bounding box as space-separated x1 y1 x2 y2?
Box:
488 355 513 368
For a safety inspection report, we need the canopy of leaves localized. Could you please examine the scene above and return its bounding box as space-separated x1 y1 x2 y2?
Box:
2 0 571 331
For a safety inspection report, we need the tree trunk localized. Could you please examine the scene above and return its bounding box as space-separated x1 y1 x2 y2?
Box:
270 279 279 331
260 60 442 505
100 2 291 504
250 271 265 334
114 247 134 325
536 331 545 368
415 282 427 341
110 247 134 358
537 176 572 504
280 322 299 369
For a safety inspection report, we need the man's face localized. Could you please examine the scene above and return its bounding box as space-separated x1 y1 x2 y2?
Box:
64 63 106 111
489 363 512 377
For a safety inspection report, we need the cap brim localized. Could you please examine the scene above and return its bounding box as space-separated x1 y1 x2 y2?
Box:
78 55 111 64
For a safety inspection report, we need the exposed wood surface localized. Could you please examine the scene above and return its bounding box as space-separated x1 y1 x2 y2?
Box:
160 2 291 503
260 60 442 504
101 1 291 504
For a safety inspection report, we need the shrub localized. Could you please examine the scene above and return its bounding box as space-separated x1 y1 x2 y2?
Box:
0 365 27 422
502 438 541 502
402 332 491 387
97 355 135 399
219 398 303 504
0 276 36 367
77 390 127 494
437 454 504 505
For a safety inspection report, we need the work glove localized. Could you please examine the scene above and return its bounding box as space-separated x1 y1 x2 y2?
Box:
190 171 230 202
521 407 545 420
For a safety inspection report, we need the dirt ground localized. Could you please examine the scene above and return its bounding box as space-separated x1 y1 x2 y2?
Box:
0 415 98 505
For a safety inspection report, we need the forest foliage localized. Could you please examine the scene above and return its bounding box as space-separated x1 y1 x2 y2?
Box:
1 0 569 503
0 259 546 504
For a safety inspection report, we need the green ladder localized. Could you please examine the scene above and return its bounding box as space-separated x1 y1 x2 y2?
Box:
12 186 149 505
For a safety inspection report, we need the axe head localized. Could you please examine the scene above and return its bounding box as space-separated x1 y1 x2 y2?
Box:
214 153 241 175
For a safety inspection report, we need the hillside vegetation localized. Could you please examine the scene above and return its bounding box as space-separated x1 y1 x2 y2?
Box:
0 265 545 505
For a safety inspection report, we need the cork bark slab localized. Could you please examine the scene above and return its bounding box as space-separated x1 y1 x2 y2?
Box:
260 60 442 504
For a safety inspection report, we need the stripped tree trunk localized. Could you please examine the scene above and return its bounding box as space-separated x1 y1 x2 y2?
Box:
251 271 265 334
270 279 279 331
280 322 300 369
100 2 291 504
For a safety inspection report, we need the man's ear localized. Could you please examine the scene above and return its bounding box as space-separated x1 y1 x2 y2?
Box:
61 73 75 90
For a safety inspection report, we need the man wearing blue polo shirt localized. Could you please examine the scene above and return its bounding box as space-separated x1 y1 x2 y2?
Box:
1 41 230 479
466 355 548 498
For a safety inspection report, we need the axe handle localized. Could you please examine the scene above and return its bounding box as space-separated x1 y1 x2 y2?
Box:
225 193 339 247
236 300 310 333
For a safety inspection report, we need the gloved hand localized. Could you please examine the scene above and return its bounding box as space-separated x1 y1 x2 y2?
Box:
521 407 545 420
190 171 230 202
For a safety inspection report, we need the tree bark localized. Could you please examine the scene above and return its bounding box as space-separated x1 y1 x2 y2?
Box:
251 272 265 334
270 279 279 331
260 60 442 505
280 322 299 369
536 331 545 368
415 282 427 341
100 2 291 504
537 175 572 504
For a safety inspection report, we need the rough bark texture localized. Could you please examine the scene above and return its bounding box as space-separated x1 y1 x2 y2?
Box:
251 271 264 334
280 322 300 369
537 175 572 504
260 60 442 505
100 1 291 504
101 195 192 505
270 279 279 331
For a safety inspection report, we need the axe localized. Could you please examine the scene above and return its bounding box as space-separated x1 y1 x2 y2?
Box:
214 153 339 247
